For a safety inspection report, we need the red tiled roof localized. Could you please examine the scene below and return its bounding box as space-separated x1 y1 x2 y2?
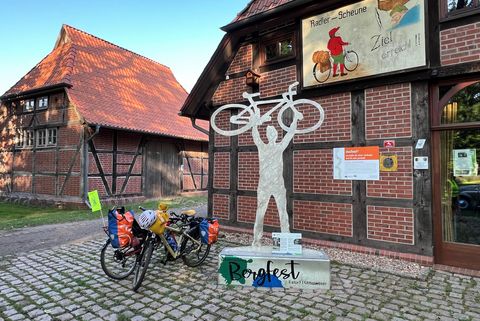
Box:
232 0 295 23
3 25 208 141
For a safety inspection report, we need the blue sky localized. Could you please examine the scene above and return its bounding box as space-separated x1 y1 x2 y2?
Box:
0 0 250 94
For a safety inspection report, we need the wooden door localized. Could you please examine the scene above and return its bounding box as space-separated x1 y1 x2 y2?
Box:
144 141 181 197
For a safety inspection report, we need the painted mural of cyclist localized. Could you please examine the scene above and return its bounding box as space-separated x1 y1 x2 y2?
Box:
327 26 350 77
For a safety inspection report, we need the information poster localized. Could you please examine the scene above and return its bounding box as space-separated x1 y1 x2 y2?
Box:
302 0 426 87
334 147 380 180
453 149 477 176
272 233 302 255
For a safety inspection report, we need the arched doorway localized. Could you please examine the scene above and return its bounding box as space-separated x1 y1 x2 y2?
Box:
432 81 480 270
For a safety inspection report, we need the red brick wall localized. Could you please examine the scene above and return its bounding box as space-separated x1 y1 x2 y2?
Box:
92 129 113 150
238 152 259 191
212 78 249 106
259 66 297 98
58 150 81 173
36 151 56 173
237 195 280 227
34 176 55 195
117 176 142 194
365 83 411 140
294 93 351 143
213 194 229 219
213 152 230 189
440 22 480 66
118 132 142 151
213 110 231 147
293 200 353 237
13 175 32 193
58 125 82 147
293 150 352 195
13 151 33 172
227 45 252 75
367 147 413 199
59 176 81 197
367 205 414 244
88 177 112 196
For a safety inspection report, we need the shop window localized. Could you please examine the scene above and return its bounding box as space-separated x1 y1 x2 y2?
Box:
439 81 480 246
442 0 479 17
262 36 294 64
23 99 35 112
37 96 49 110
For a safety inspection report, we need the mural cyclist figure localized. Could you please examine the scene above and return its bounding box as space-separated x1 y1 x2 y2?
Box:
251 109 302 247
327 26 350 77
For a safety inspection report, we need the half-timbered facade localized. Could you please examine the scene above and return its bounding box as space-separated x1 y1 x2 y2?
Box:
181 0 480 271
0 25 208 203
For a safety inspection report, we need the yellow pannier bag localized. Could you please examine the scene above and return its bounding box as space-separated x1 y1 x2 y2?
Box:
149 210 169 235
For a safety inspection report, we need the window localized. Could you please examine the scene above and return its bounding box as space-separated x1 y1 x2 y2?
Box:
442 0 479 17
15 129 34 148
23 99 35 112
37 129 47 147
263 36 294 63
37 96 49 110
47 128 57 146
25 130 34 147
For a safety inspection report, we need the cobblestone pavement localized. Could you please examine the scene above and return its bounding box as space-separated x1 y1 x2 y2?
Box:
1 238 480 321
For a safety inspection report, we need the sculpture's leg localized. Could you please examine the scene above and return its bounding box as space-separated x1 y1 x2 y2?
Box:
274 188 290 233
252 193 269 247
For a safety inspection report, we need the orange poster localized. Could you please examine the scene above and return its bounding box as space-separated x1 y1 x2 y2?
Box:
334 147 380 180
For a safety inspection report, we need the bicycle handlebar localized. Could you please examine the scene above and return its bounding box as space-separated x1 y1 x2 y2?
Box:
139 206 146 211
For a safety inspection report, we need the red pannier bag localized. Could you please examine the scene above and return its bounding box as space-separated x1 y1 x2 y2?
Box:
107 208 134 248
199 218 219 245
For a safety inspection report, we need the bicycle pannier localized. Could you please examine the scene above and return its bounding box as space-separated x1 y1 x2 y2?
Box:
199 218 219 245
108 209 134 248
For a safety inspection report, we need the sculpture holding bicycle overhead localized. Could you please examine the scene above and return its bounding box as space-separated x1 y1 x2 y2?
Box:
211 82 325 247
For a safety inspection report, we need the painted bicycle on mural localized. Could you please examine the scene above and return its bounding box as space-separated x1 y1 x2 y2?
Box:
210 82 324 136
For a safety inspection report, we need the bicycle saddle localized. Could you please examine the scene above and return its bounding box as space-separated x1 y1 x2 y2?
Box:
181 209 196 216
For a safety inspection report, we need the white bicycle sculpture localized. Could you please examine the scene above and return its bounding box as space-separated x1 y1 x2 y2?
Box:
211 82 324 136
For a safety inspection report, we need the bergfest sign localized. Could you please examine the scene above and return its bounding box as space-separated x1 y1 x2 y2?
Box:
302 0 426 87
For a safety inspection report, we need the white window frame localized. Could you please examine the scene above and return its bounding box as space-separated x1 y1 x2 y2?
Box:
47 128 57 146
37 129 47 147
25 130 34 148
23 99 35 113
37 96 49 110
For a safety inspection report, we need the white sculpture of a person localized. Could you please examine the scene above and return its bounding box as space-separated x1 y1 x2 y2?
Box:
251 110 302 247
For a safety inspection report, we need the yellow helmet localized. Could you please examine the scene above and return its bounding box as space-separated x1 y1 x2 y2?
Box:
158 203 168 211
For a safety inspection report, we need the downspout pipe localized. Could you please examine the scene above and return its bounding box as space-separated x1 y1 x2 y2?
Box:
190 117 209 136
83 125 100 208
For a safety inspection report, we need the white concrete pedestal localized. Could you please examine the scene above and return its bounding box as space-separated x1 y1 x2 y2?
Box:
218 246 330 289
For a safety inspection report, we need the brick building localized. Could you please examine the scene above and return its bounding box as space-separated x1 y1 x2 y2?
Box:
0 25 208 204
181 0 480 271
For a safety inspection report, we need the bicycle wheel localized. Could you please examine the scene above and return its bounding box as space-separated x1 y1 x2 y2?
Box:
181 231 211 267
132 239 154 292
100 239 137 280
277 99 325 134
344 51 359 72
211 103 254 137
312 63 330 83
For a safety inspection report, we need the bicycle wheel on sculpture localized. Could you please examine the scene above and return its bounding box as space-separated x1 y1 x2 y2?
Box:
278 99 325 134
312 63 330 83
344 50 359 72
132 239 154 292
211 103 255 137
100 239 137 280
181 231 211 267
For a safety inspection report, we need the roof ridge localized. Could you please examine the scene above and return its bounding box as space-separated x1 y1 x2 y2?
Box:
62 24 172 72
